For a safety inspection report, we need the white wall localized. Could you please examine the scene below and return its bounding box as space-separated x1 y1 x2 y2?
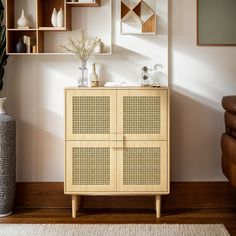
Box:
170 0 236 181
5 0 168 181
4 0 235 182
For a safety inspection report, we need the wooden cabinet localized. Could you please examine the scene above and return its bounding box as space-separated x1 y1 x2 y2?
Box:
6 0 111 55
65 87 170 218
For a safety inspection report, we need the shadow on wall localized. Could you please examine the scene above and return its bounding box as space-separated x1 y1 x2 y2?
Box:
18 44 165 87
16 120 63 181
6 56 65 181
170 87 225 181
168 0 236 181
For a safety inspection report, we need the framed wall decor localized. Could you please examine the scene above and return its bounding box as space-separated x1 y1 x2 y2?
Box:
120 0 156 34
197 0 236 46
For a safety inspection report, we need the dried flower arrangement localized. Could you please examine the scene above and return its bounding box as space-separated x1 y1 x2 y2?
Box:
61 31 99 67
61 31 100 86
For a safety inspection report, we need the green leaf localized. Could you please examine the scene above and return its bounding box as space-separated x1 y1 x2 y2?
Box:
0 0 4 24
0 1 8 91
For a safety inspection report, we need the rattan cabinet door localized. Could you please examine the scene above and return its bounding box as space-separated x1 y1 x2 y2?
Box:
117 89 168 141
65 89 116 141
117 141 168 192
65 141 116 193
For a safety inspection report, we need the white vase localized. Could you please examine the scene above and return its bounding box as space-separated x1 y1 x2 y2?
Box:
90 63 99 87
0 97 7 114
51 8 58 27
17 9 30 28
57 8 64 28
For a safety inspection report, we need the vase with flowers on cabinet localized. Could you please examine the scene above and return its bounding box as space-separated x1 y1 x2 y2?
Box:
78 60 88 87
61 31 100 87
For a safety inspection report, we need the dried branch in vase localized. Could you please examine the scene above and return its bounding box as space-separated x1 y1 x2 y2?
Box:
61 31 99 67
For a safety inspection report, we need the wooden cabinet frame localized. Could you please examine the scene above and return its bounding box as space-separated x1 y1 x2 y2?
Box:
64 87 170 218
66 141 116 192
66 89 116 141
117 141 168 192
117 89 168 141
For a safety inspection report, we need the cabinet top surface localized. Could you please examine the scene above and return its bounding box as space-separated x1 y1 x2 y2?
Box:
65 86 169 90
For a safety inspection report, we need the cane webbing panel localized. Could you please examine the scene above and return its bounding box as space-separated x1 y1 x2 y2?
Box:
72 148 110 186
123 147 160 185
72 96 110 134
123 96 161 134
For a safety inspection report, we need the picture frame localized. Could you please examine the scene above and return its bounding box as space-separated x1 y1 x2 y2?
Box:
197 0 236 46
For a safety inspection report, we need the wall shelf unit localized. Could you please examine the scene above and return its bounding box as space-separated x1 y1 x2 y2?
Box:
120 0 156 34
6 0 111 55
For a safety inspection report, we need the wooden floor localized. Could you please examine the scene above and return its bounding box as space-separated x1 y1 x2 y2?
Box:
0 208 236 235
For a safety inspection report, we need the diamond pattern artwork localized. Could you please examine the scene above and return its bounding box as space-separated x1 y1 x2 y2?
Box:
122 0 140 9
121 0 156 34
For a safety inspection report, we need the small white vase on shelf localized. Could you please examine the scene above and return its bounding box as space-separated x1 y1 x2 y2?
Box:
57 8 64 28
17 9 30 28
51 8 58 27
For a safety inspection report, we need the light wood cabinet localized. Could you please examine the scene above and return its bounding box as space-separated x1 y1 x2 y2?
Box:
6 0 112 55
65 87 170 218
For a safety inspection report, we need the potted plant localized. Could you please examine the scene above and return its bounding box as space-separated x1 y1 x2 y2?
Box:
0 0 8 113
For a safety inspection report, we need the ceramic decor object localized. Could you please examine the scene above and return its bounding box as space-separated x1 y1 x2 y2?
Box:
17 9 30 28
51 8 58 27
90 63 99 87
16 37 26 53
57 8 64 27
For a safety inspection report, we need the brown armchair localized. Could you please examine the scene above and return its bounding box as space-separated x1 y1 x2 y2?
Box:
221 96 236 188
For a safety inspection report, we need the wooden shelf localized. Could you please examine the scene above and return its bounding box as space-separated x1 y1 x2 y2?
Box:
66 0 100 7
7 30 37 53
38 27 67 31
120 0 156 34
7 28 37 31
38 0 65 28
7 53 38 55
7 52 112 56
6 0 112 55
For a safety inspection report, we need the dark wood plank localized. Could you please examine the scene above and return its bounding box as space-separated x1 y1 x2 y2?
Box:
15 182 236 210
0 208 235 235
15 182 71 208
4 182 236 236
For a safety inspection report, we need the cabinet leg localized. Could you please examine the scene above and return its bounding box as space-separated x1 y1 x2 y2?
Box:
155 195 161 218
72 195 78 218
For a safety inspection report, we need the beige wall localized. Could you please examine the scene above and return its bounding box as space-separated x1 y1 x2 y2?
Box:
170 0 236 181
5 0 168 181
4 0 235 181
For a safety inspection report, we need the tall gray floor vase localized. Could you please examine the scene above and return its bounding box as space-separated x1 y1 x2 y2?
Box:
0 113 16 217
